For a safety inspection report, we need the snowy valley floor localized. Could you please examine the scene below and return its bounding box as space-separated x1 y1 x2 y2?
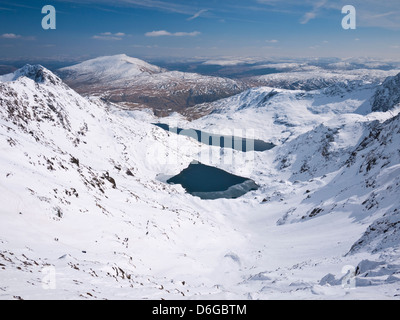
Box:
1 175 400 300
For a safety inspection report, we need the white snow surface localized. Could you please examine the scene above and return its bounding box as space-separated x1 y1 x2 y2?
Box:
0 65 400 300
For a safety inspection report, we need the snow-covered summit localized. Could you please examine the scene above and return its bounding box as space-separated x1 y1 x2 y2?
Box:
0 64 64 86
58 54 164 83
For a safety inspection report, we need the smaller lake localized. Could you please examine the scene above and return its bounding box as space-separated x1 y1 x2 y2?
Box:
154 123 275 152
167 162 259 200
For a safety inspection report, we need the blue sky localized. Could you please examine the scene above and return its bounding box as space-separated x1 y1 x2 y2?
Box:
0 0 399 61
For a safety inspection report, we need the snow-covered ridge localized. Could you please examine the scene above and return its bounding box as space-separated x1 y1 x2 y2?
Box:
0 64 64 86
251 68 400 92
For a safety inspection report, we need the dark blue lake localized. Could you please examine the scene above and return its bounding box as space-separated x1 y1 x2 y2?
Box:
154 123 275 152
167 162 259 200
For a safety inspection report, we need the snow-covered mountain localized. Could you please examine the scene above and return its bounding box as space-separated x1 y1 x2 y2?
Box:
58 55 248 117
1 64 400 300
251 68 400 91
372 73 400 112
58 54 164 84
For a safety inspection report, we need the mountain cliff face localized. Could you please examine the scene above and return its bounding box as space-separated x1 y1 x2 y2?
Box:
372 73 400 112
274 112 400 239
275 112 400 290
58 55 249 116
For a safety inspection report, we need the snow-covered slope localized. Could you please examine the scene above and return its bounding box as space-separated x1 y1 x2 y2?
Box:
372 73 400 112
58 55 248 117
156 73 400 298
0 65 223 299
1 65 400 300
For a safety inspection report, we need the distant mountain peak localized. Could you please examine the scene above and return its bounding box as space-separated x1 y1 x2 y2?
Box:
58 54 164 83
57 54 248 116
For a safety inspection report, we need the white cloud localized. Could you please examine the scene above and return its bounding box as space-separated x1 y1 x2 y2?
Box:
1 33 22 39
300 11 317 24
266 39 279 43
174 31 201 37
92 32 126 40
187 9 208 21
0 33 35 41
145 30 171 37
145 30 201 37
